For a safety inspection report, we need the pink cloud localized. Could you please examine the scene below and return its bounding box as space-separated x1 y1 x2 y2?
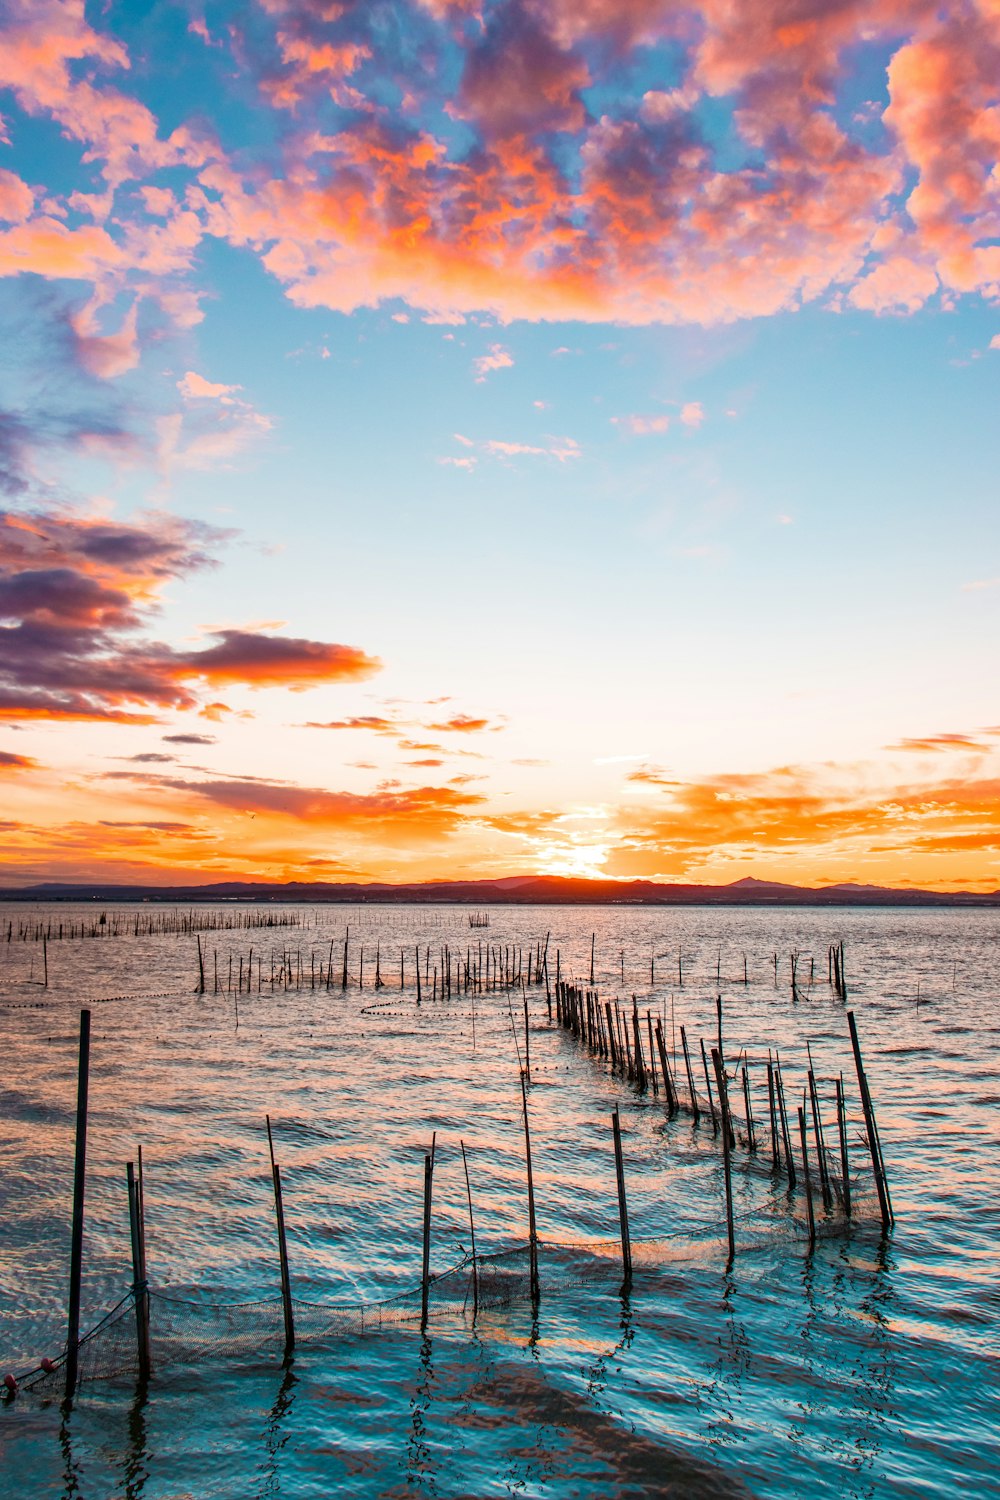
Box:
71 298 141 379
473 343 514 380
0 168 33 224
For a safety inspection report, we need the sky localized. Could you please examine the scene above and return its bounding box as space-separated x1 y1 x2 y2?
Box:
0 0 998 891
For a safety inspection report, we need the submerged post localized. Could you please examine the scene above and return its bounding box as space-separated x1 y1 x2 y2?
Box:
611 1106 632 1284
266 1116 295 1357
711 1048 735 1263
65 1008 91 1398
520 1073 539 1302
126 1161 151 1380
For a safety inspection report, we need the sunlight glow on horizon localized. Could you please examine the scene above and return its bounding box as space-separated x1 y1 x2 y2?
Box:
0 0 998 892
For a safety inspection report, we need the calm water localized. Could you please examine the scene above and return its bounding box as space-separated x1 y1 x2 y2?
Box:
1 901 997 1498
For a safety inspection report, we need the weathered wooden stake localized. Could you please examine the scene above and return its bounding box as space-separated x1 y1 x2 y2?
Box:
680 1025 700 1121
700 1038 718 1132
847 1011 892 1228
65 1008 91 1398
798 1104 816 1247
836 1072 851 1216
611 1106 632 1284
711 1048 735 1263
420 1148 433 1330
520 1073 539 1302
266 1116 295 1357
460 1140 478 1317
126 1160 151 1380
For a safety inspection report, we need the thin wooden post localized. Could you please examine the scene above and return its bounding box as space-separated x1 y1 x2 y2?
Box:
65 1008 91 1398
700 1038 718 1132
520 1073 539 1302
605 1000 618 1069
266 1116 295 1357
680 1025 700 1121
711 1049 735 1263
847 1012 892 1228
126 1161 151 1380
653 1019 676 1113
836 1073 851 1216
196 935 205 993
798 1105 816 1247
460 1140 478 1317
742 1064 756 1152
420 1148 434 1330
774 1057 796 1189
767 1057 780 1170
341 928 349 990
522 994 530 1083
611 1107 632 1283
589 932 595 984
807 1065 832 1211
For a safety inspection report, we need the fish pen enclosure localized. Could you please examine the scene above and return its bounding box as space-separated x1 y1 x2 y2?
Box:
1 901 997 1500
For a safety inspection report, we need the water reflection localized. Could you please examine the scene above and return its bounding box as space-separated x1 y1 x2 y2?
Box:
257 1361 298 1497
121 1381 150 1499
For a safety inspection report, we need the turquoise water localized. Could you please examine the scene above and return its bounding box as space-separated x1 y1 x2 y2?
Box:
0 902 997 1497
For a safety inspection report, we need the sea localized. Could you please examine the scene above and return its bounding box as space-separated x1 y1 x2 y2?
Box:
0 900 997 1499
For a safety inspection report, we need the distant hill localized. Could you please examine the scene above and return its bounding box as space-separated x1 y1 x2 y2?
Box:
2 875 998 906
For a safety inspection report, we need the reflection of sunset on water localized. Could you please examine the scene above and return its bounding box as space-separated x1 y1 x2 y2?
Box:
1 900 998 1494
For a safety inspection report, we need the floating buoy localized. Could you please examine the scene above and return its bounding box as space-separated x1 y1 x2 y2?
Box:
40 1357 56 1373
3 1374 17 1396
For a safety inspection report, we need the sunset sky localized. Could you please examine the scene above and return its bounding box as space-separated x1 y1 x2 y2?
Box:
1 0 999 890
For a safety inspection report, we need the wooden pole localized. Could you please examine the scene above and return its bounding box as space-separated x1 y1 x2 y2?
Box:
611 1107 632 1284
65 1008 91 1398
420 1150 433 1330
798 1105 816 1247
774 1057 796 1189
653 1019 677 1113
523 993 531 1083
520 1073 539 1302
196 935 205 994
835 1073 852 1216
847 1012 892 1228
711 1049 735 1263
680 1025 700 1121
590 932 595 985
126 1161 151 1380
700 1038 718 1133
807 1065 832 1211
266 1116 295 1357
460 1140 478 1317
